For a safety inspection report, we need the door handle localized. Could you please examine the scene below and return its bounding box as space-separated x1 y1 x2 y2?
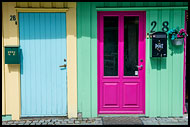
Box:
59 64 67 67
136 65 143 69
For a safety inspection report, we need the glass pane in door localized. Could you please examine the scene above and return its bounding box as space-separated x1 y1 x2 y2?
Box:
124 17 139 76
104 17 118 76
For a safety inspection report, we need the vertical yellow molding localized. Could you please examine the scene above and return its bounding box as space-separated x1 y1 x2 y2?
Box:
67 2 78 118
2 5 6 115
3 2 20 120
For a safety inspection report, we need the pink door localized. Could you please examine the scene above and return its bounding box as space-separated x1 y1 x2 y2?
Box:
98 11 146 114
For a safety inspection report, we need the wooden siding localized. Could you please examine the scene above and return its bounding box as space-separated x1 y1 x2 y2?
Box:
16 2 69 8
19 12 67 116
2 2 20 120
2 10 5 115
77 2 187 117
66 2 78 118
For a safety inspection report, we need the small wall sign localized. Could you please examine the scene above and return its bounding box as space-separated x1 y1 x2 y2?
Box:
135 71 138 76
10 15 17 25
150 32 167 57
10 15 16 21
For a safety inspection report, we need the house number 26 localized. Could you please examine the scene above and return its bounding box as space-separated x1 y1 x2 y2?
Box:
10 15 16 21
150 21 169 33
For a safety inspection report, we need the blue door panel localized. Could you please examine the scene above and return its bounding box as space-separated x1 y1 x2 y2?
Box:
19 13 67 116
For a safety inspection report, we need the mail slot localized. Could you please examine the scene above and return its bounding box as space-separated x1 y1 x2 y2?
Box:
150 32 167 57
5 46 20 64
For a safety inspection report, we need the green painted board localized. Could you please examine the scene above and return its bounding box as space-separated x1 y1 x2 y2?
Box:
77 2 91 117
2 115 12 121
160 9 169 117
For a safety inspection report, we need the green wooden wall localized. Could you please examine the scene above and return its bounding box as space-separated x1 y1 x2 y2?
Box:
77 2 188 117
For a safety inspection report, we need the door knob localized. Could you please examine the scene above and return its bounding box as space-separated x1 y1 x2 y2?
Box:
136 65 143 69
59 64 67 67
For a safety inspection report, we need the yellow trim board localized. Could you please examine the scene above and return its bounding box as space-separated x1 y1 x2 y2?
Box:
3 2 20 120
2 6 6 115
66 2 77 118
15 8 69 12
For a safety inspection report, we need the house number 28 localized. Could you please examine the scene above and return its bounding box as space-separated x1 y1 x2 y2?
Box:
150 21 169 33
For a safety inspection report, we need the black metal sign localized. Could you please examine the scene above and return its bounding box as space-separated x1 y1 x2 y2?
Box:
151 32 167 57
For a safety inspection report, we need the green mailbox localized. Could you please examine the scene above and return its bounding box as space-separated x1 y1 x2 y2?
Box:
5 46 20 64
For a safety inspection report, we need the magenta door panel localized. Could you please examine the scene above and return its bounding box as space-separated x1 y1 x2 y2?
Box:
122 83 140 107
103 83 120 108
98 11 146 114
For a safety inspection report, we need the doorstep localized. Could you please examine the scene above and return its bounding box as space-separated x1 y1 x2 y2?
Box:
2 115 188 125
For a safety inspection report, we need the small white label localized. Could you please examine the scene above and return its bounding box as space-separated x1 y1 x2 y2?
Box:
135 71 138 76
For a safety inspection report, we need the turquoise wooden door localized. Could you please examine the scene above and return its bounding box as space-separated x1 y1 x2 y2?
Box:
19 13 67 117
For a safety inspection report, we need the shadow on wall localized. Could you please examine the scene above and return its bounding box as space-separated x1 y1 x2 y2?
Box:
8 64 20 73
150 58 167 70
20 49 23 74
168 39 184 55
18 13 67 40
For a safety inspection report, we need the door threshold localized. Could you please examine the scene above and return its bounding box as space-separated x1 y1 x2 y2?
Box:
20 116 68 120
98 114 146 117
